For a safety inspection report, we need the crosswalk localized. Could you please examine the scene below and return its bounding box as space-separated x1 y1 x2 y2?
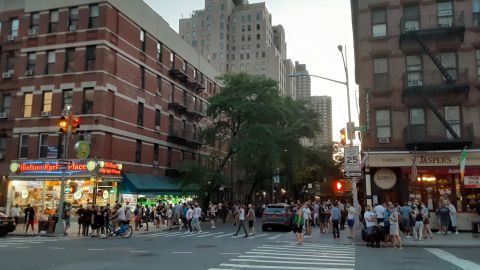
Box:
134 230 287 240
209 242 356 270
0 236 71 248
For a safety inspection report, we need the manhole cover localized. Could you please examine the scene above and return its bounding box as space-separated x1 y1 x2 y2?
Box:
194 244 217 248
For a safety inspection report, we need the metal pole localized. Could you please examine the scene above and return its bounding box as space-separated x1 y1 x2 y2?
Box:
55 108 71 234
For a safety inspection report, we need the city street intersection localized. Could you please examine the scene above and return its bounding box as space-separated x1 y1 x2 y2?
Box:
1 223 479 270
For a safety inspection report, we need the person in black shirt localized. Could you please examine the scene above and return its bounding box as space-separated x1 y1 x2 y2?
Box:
82 206 91 236
76 205 85 236
24 204 35 236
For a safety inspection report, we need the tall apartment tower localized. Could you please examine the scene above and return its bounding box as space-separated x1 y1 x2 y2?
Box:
351 0 480 224
179 0 294 98
310 96 332 147
295 61 311 102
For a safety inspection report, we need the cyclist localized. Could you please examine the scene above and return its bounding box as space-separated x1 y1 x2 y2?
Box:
110 204 126 231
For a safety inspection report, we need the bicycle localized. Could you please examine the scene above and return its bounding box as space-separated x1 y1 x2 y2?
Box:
98 221 133 239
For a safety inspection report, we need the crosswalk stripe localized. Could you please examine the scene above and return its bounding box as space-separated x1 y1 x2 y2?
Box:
229 259 355 266
246 251 353 260
267 244 355 251
267 234 283 240
197 232 225 238
218 263 354 270
238 255 355 263
214 233 235 238
180 231 209 238
255 246 355 254
248 233 267 239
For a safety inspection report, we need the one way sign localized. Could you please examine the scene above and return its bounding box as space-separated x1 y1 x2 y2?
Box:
344 171 362 178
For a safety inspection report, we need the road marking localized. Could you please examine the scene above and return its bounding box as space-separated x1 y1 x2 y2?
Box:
229 258 354 266
248 233 267 239
129 250 149 253
172 251 194 254
180 231 209 238
256 246 355 254
164 232 189 237
49 247 65 250
267 234 283 240
16 246 30 249
219 252 242 255
215 233 235 238
247 251 353 259
197 232 225 238
238 255 354 263
219 263 354 270
425 248 480 270
88 248 106 251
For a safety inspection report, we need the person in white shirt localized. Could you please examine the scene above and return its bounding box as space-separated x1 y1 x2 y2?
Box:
346 202 356 239
10 204 23 225
185 204 194 233
374 203 386 224
303 203 312 237
192 204 202 233
209 203 217 229
233 204 248 237
448 201 458 235
364 205 377 247
111 205 126 230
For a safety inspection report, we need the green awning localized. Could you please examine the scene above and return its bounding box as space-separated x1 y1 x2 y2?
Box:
120 173 195 195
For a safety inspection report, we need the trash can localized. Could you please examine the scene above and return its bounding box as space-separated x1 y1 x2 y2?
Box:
472 221 480 238
47 215 58 234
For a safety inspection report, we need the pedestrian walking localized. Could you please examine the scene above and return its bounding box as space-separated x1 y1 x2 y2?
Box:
420 202 432 239
339 201 346 230
192 203 202 233
313 201 320 227
389 205 402 249
10 204 22 225
319 202 327 234
412 205 424 241
400 202 412 238
293 203 304 245
438 202 450 236
303 203 312 237
166 204 173 230
246 204 256 236
384 202 392 246
331 202 341 239
233 204 248 237
62 202 71 236
346 202 355 239
185 204 194 234
209 203 217 229
447 200 458 235
24 204 35 236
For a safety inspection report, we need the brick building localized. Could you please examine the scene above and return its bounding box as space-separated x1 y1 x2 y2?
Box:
351 0 480 229
0 0 227 210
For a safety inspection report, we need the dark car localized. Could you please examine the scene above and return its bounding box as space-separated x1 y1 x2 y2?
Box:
261 204 294 231
0 216 16 237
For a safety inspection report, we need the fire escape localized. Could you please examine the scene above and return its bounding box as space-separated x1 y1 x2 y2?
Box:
399 10 472 150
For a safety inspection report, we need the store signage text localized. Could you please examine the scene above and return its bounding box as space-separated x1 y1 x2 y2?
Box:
369 151 480 167
10 160 122 177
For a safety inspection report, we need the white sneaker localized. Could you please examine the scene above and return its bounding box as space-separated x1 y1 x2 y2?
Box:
455 231 459 235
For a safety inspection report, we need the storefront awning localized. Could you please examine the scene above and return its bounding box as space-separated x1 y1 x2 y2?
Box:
120 173 195 195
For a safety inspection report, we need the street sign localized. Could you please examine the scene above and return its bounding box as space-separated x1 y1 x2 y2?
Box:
344 146 361 173
344 171 363 178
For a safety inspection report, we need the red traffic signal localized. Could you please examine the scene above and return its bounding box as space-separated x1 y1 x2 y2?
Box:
340 128 347 146
333 180 344 193
72 116 80 134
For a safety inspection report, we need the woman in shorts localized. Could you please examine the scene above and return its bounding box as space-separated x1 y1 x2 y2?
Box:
389 206 402 249
293 203 305 245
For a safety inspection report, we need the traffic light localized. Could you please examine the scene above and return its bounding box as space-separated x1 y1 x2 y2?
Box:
333 180 344 193
71 116 80 134
59 116 68 133
340 128 347 146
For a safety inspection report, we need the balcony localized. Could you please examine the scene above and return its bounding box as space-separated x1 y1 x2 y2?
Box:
185 130 203 148
399 11 465 48
404 124 473 150
167 127 187 145
185 100 206 119
168 100 187 113
402 69 469 98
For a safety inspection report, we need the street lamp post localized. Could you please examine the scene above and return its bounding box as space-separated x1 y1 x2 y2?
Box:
289 44 360 234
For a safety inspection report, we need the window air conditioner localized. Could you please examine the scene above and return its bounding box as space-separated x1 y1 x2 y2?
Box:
25 70 34 76
69 25 77 31
2 72 12 79
0 112 8 119
41 111 51 117
7 35 15 41
155 125 161 131
28 28 38 36
153 160 159 166
378 137 391 144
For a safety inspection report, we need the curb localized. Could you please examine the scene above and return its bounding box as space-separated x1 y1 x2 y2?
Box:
351 240 480 248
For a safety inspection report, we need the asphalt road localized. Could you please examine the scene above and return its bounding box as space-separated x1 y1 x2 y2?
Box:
1 222 479 270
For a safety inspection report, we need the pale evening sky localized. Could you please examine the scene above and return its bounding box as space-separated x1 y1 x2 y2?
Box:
144 0 359 141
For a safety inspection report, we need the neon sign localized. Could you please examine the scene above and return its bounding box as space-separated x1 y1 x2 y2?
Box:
10 160 122 177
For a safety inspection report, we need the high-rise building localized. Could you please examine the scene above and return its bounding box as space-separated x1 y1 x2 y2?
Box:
295 61 311 102
0 0 228 208
351 0 480 228
310 96 332 147
179 0 295 99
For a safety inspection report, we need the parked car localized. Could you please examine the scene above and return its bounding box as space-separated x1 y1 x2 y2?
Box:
0 216 16 237
261 204 294 231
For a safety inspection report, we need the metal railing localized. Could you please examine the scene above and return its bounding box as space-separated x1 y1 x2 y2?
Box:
404 123 473 144
400 11 464 33
403 68 469 88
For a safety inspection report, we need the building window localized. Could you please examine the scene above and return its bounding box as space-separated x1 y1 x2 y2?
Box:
438 52 457 80
167 147 172 167
406 55 422 86
137 102 144 126
38 134 49 158
256 23 260 30
89 4 99 28
26 52 36 73
256 13 261 21
23 93 33 117
1 95 11 114
65 48 75 72
42 91 53 113
0 135 6 160
372 9 387 38
30 12 40 32
140 66 145 89
444 106 461 139
19 135 29 159
409 108 425 126
153 143 159 163
11 18 19 38
403 5 420 31
86 46 96 71
49 10 59 33
262 51 266 58
157 76 162 96
474 0 480 27
135 140 142 163
140 29 145 51
62 89 73 110
437 1 453 27
170 52 175 67
373 57 388 92
69 7 79 29
4 52 14 73
256 34 260 40
82 88 94 114
157 42 162 62
46 51 56 74
375 110 391 139
155 109 161 128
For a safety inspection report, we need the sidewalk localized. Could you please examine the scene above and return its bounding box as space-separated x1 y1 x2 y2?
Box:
352 232 480 248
